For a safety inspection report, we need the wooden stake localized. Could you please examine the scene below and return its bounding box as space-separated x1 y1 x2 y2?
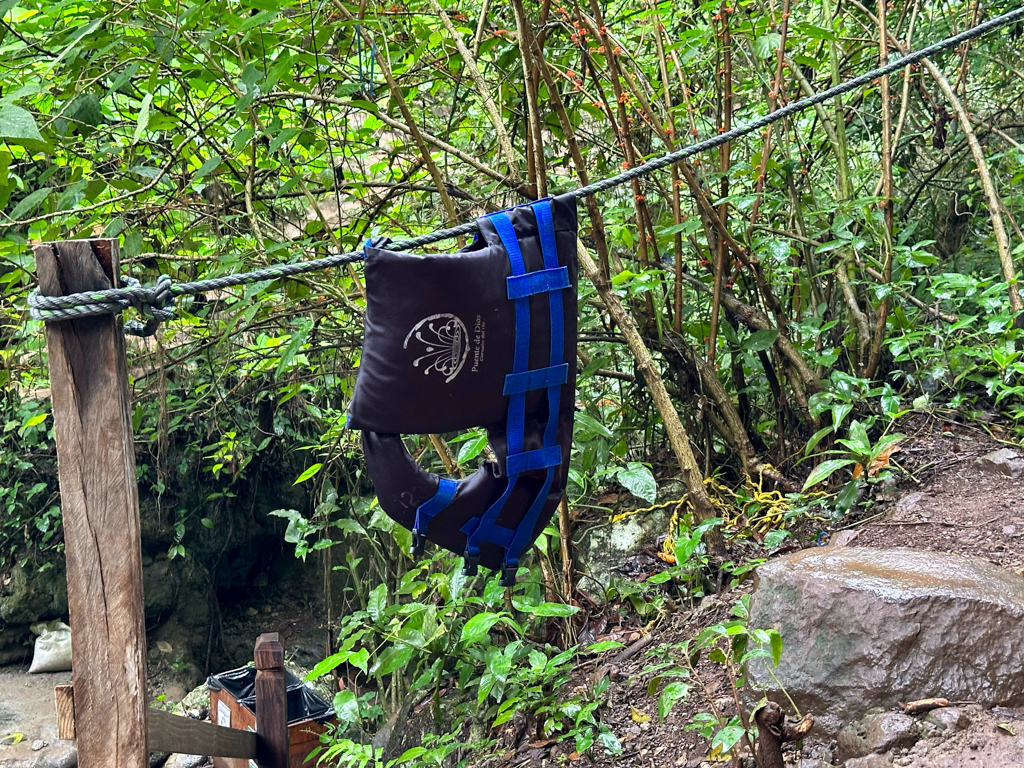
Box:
33 239 149 768
254 633 289 768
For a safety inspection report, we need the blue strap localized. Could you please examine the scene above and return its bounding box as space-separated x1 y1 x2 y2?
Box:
464 211 530 556
502 200 567 568
506 445 562 476
414 478 458 536
503 363 568 395
507 267 570 299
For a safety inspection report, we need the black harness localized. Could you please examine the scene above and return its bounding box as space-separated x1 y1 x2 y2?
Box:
348 195 578 585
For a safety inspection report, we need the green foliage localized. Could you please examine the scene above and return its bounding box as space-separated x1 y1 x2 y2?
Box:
1 0 1022 761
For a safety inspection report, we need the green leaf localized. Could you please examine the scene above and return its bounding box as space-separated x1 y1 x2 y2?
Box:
597 730 622 755
200 517 214 529
457 431 488 464
133 93 152 144
332 689 360 724
372 645 415 676
367 583 387 622
20 413 47 430
8 187 51 220
743 329 778 353
587 640 625 654
769 630 783 667
658 681 689 720
348 647 370 675
575 411 614 439
804 425 833 456
396 747 427 763
460 612 502 646
512 600 580 617
307 650 351 679
802 459 856 490
763 529 789 551
616 462 657 504
753 33 782 58
293 463 323 485
711 724 746 753
193 155 222 183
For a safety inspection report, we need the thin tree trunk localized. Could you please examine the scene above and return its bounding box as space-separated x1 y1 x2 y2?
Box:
577 239 726 559
850 0 1022 314
428 0 520 183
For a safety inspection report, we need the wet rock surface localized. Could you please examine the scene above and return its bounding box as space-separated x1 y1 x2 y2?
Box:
748 547 1024 732
975 447 1024 479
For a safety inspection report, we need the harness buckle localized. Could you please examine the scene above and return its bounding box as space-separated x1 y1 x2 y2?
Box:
410 530 425 557
498 564 517 588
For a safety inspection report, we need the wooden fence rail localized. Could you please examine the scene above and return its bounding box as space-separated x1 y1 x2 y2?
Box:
55 636 289 765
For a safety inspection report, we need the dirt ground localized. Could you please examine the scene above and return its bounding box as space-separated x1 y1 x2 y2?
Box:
491 413 1024 767
0 666 74 768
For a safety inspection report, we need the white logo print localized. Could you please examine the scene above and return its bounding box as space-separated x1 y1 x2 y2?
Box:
404 313 469 383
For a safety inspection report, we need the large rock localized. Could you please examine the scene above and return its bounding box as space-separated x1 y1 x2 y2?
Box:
574 485 680 599
748 547 1024 732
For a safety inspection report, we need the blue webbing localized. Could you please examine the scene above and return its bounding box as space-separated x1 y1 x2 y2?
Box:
414 477 458 538
461 200 571 576
502 200 564 569
503 363 568 395
507 267 570 299
461 210 531 557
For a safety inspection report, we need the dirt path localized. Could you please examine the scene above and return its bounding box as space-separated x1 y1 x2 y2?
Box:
500 415 1024 768
0 666 74 768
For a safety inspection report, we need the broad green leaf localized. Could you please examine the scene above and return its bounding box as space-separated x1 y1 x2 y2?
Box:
332 689 360 724
21 413 47 430
658 681 689 720
802 459 856 490
348 647 370 674
597 730 622 755
769 630 783 667
575 411 614 439
293 463 322 484
457 431 488 464
367 583 387 622
711 724 746 753
616 462 657 504
396 747 427 763
743 329 778 353
460 612 502 646
307 650 351 679
193 155 222 183
133 93 152 144
371 645 415 676
511 600 580 617
8 187 51 220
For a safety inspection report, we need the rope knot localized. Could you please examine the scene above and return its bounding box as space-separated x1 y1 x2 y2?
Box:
123 274 175 337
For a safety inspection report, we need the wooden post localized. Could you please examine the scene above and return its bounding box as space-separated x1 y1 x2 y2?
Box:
33 240 148 768
254 633 289 768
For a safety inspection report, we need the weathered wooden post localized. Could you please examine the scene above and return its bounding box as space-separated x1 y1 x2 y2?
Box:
254 633 289 768
33 239 149 768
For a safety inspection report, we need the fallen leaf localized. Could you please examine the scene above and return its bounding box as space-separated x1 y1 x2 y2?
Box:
705 744 732 762
998 723 1017 736
631 706 651 723
156 641 173 654
869 444 901 477
568 751 581 761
